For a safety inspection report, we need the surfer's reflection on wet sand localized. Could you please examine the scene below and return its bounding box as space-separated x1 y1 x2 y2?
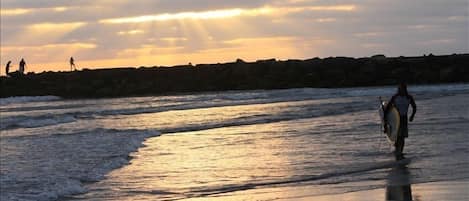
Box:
386 162 413 201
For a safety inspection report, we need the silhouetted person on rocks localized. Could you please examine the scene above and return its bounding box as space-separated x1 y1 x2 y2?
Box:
19 58 26 74
70 57 76 71
5 61 11 76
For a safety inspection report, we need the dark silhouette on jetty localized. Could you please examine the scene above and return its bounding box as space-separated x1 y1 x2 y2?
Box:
1 54 468 98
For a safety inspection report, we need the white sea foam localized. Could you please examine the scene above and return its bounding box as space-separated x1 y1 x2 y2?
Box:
0 114 77 130
0 96 61 106
0 128 161 201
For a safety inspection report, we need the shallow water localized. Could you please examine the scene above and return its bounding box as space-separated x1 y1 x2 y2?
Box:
1 84 468 201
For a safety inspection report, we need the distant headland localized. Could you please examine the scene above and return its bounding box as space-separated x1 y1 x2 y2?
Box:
1 54 468 98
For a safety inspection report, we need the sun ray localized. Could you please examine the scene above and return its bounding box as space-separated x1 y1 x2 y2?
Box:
99 5 355 24
100 8 246 24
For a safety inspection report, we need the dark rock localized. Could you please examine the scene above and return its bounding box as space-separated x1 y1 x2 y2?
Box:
1 54 468 98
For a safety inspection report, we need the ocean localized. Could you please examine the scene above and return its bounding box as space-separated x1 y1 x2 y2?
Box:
1 84 468 201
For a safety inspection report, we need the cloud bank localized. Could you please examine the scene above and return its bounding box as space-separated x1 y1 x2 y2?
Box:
1 0 467 73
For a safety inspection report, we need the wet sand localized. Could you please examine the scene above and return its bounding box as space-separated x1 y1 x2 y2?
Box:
307 180 469 201
179 180 469 201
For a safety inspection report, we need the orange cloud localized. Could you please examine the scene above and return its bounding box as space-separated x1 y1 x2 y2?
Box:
1 8 32 16
117 29 145 35
1 43 97 56
28 22 86 30
1 7 72 16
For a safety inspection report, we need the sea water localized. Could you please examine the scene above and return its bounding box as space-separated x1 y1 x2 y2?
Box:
1 84 468 201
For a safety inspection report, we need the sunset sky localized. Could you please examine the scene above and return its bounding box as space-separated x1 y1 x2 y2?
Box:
1 0 468 74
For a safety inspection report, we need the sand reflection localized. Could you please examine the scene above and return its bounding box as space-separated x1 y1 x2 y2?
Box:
386 161 413 201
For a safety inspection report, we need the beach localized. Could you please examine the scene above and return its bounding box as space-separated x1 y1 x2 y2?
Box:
1 84 468 201
173 180 469 201
306 181 469 201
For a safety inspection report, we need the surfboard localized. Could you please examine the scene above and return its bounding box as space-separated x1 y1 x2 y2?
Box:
379 98 400 145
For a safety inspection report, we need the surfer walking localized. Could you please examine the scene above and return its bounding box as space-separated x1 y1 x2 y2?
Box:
385 83 417 158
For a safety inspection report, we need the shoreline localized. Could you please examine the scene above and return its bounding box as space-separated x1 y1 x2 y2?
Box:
307 180 469 201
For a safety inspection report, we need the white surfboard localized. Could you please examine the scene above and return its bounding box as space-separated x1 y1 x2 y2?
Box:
379 98 400 145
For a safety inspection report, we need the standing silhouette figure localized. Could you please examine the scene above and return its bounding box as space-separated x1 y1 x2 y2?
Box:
70 57 76 71
5 61 12 76
19 58 26 74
